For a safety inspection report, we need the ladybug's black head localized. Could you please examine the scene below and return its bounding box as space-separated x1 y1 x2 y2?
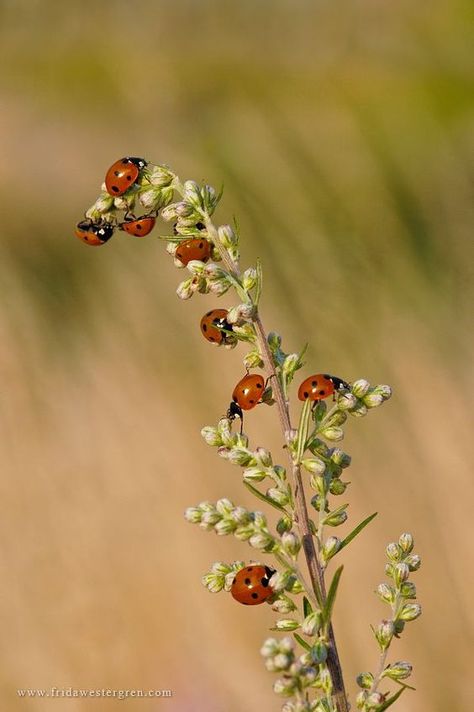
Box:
227 401 243 421
76 219 92 232
330 376 350 392
94 223 114 242
127 157 148 170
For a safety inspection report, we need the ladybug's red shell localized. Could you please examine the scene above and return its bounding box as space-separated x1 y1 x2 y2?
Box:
232 373 265 411
121 216 156 237
105 157 147 196
297 373 349 402
75 221 114 247
231 565 275 605
200 309 230 344
175 238 212 266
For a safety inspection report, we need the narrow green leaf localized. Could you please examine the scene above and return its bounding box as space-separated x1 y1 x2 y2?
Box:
321 502 349 525
293 633 312 652
243 481 288 514
339 512 378 550
255 258 263 305
377 685 406 710
296 398 312 463
323 565 343 625
303 596 313 618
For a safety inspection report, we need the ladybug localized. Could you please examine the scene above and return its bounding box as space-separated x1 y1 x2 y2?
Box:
105 157 147 196
75 220 114 247
297 374 350 402
200 309 231 344
232 373 266 411
120 216 156 237
231 565 275 606
175 238 212 266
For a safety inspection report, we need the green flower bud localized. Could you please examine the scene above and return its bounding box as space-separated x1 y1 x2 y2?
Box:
260 637 279 657
324 511 348 527
272 596 297 614
307 437 330 457
356 672 374 689
394 562 410 587
405 554 421 571
184 507 202 523
211 561 232 575
217 224 238 247
217 417 232 443
400 581 417 599
302 457 327 475
356 691 368 709
201 572 224 593
364 392 385 408
275 619 300 632
321 536 341 563
337 393 357 410
399 532 414 554
386 542 403 562
325 411 348 428
228 448 256 466
161 203 179 221
244 349 264 369
310 640 328 664
267 332 282 350
375 619 395 650
382 660 413 681
254 447 272 467
200 184 219 212
216 498 234 515
230 507 251 525
200 510 221 528
249 532 275 550
319 666 333 695
282 353 300 378
182 180 202 208
267 487 290 507
281 531 301 556
366 692 386 709
352 379 370 398
399 603 422 621
373 384 392 400
376 583 396 605
243 467 266 482
234 525 254 541
215 518 236 536
149 165 174 186
329 479 348 496
329 448 351 468
270 570 294 593
309 475 325 495
349 403 368 417
201 426 222 446
176 278 195 300
302 611 323 636
319 427 344 442
277 515 293 535
242 267 257 291
273 653 293 670
274 677 298 697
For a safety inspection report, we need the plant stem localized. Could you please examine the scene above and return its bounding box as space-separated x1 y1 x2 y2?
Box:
202 210 349 712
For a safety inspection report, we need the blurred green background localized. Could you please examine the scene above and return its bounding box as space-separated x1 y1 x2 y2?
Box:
0 0 473 710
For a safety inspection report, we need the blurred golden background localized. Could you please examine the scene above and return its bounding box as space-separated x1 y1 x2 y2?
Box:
0 0 473 710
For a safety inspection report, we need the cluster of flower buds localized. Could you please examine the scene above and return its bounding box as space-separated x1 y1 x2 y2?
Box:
261 637 320 706
356 533 421 710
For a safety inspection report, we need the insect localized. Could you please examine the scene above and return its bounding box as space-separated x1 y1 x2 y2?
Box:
105 157 147 196
175 238 212 266
75 220 114 246
297 373 350 402
227 373 266 433
230 565 275 606
200 309 232 344
120 216 156 237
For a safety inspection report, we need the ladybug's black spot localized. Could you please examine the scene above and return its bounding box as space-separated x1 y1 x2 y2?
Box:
112 186 120 193
247 567 253 571
114 170 120 176
209 337 215 342
256 383 262 388
244 578 251 585
126 175 132 181
323 374 330 379
303 391 309 398
319 390 326 396
264 566 275 578
202 324 207 331
261 577 269 587
249 399 255 404
232 578 236 585
136 224 142 230
199 241 204 248
312 380 318 387
206 311 213 317
251 592 259 599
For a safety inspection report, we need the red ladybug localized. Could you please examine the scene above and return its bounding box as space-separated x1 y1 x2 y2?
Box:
175 238 211 266
105 157 147 196
120 216 156 237
200 309 231 344
231 565 275 606
297 374 350 402
232 373 265 411
75 220 114 246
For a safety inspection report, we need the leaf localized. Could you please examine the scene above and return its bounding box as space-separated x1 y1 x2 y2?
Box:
339 512 378 550
255 258 263 305
323 565 343 625
303 596 313 618
293 633 312 652
243 482 288 514
377 685 407 710
296 398 312 463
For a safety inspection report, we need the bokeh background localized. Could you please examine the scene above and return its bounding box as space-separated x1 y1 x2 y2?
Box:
0 0 473 710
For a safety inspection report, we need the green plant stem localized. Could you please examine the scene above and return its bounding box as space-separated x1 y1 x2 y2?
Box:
200 209 349 712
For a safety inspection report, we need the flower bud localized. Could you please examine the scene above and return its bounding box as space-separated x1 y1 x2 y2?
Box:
329 479 348 496
356 672 374 689
183 180 202 208
249 532 275 550
356 691 368 709
273 653 293 670
274 677 298 697
234 525 254 541
267 332 282 350
276 515 293 536
386 542 402 562
217 224 238 247
405 554 421 571
227 303 256 323
319 427 344 442
282 353 300 378
269 569 293 593
260 637 279 657
272 596 297 614
337 393 357 410
319 666 333 695
399 532 414 554
202 572 225 593
230 507 251 525
267 488 290 507
311 640 328 663
243 467 266 482
275 618 300 632
176 278 195 300
376 583 396 605
400 581 417 599
324 511 348 527
211 561 232 575
351 379 370 398
375 619 394 650
349 403 368 417
364 392 384 408
309 475 325 495
214 518 236 536
394 562 410 587
149 165 174 186
399 603 422 621
216 498 234 515
242 267 257 291
201 510 221 528
307 437 329 457
281 532 301 557
302 611 323 636
329 448 351 468
382 660 413 680
302 458 326 475
373 384 392 400
366 692 386 709
228 448 255 466
321 536 341 563
201 426 221 446
184 507 202 523
244 350 264 369
253 447 272 467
